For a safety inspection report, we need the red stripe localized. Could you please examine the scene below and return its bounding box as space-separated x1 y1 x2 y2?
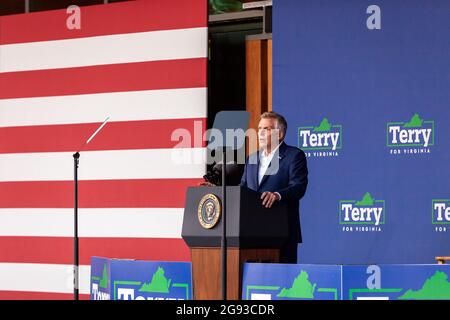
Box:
80 238 191 265
0 0 207 45
0 118 206 154
0 179 202 208
0 237 191 265
0 291 89 300
0 58 207 99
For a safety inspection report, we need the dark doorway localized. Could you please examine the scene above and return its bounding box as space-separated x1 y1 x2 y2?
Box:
208 15 263 130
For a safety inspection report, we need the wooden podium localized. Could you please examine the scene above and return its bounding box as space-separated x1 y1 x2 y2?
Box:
181 186 288 300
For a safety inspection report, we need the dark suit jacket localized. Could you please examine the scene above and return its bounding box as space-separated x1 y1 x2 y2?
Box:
240 141 308 243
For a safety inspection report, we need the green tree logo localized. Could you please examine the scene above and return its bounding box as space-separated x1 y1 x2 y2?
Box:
355 192 375 206
277 271 317 299
139 267 172 293
399 271 450 299
99 264 108 289
404 113 423 128
313 118 332 132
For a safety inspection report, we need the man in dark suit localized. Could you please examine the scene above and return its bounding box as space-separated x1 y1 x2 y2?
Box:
240 111 308 263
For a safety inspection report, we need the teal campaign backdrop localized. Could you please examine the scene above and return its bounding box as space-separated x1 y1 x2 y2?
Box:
90 257 192 300
273 0 450 264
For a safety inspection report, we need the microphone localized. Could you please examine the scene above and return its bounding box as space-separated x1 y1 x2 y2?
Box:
203 162 243 186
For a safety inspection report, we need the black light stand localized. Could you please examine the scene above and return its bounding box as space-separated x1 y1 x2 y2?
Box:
221 147 227 300
73 152 79 300
203 110 249 301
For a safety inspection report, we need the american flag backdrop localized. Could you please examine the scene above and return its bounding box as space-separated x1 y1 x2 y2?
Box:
0 0 207 299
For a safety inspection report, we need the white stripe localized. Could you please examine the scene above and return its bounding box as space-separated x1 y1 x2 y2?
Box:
0 208 184 238
250 293 272 300
0 27 207 72
0 88 206 127
0 263 91 295
0 148 206 182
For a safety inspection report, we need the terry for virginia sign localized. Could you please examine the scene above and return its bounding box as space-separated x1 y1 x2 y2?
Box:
90 257 192 300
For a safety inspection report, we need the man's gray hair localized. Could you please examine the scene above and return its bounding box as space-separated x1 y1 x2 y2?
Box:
260 111 288 141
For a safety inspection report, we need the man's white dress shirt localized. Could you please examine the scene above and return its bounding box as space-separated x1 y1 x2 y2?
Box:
258 143 282 200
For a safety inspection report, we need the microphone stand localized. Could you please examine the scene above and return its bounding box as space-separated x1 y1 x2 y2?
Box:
73 152 80 300
208 110 249 301
221 147 227 300
72 117 109 300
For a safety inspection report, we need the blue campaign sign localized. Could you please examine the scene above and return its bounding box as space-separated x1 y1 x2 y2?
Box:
242 263 341 300
91 256 111 300
90 257 192 300
343 265 450 300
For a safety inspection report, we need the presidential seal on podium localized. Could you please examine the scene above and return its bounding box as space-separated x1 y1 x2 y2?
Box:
197 194 221 229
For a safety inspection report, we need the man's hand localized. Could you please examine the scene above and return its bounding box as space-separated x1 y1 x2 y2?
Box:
261 191 281 208
198 181 216 187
